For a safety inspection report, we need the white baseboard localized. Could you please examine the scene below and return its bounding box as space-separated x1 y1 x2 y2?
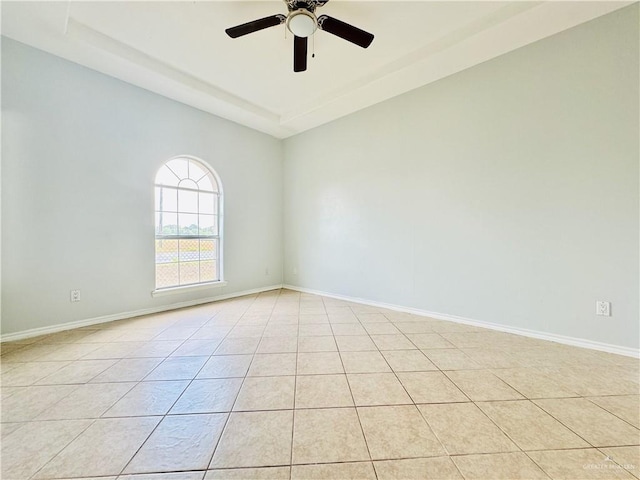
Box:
0 284 284 343
283 284 640 359
6 282 638 359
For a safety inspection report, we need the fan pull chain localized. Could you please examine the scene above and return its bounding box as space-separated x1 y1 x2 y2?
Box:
312 32 315 58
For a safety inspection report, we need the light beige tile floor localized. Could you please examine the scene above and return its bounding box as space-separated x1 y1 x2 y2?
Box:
1 289 639 479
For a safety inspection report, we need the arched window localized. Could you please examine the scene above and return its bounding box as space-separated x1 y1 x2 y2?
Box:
154 156 222 289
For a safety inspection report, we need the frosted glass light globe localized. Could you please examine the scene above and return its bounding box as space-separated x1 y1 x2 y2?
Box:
287 10 317 38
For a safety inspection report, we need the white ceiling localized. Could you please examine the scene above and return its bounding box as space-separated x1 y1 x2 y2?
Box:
1 1 632 138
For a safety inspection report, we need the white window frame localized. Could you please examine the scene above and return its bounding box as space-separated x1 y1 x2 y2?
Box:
152 155 226 296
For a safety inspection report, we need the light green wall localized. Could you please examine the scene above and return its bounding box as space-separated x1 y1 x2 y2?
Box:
1 38 284 335
284 5 639 349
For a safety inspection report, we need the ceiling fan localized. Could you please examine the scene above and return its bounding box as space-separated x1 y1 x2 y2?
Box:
225 0 374 73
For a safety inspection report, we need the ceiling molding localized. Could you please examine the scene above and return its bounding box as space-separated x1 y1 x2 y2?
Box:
278 1 633 133
64 16 296 138
66 17 281 123
279 1 543 125
2 1 633 139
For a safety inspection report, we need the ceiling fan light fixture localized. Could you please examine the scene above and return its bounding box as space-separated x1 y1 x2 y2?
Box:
286 9 317 38
225 1 375 72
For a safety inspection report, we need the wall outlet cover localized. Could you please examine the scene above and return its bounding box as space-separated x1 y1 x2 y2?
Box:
596 301 611 316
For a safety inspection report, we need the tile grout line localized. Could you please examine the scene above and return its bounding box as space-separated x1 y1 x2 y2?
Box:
355 306 460 476
330 301 379 478
20 315 212 480
118 296 257 477
582 396 640 431
26 417 98 480
508 398 605 479
289 289 302 480
359 308 552 480
204 290 282 474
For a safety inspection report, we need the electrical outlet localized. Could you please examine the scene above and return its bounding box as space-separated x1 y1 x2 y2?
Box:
265 267 270 276
293 267 298 275
70 290 81 303
596 301 611 316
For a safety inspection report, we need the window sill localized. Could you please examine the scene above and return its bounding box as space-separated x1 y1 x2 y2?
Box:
152 281 228 297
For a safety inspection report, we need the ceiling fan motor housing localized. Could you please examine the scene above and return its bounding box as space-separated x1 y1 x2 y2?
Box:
284 0 329 13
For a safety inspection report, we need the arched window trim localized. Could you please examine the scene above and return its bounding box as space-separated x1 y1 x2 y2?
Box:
152 155 227 297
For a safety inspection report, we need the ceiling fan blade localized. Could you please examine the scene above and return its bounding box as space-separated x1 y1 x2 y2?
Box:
293 35 308 72
317 15 374 48
225 14 286 38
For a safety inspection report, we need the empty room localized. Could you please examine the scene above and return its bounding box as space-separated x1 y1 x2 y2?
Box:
1 1 638 479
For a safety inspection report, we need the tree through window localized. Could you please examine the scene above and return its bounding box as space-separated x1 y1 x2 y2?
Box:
155 157 222 289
